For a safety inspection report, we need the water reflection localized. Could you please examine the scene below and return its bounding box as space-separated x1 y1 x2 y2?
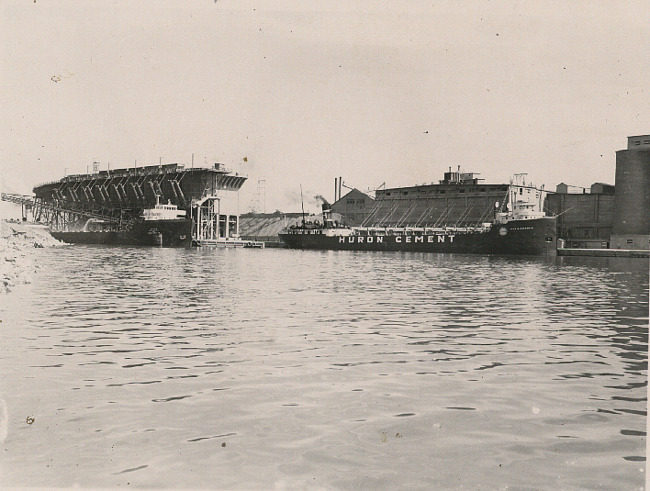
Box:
0 247 646 489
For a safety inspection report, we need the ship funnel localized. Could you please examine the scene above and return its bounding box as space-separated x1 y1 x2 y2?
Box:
321 200 332 223
314 194 331 212
314 194 333 227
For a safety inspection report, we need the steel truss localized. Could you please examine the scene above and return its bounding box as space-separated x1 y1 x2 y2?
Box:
30 197 141 232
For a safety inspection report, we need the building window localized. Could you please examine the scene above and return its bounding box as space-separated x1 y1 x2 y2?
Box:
627 238 634 244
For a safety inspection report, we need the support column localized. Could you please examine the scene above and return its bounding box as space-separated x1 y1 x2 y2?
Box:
196 203 201 240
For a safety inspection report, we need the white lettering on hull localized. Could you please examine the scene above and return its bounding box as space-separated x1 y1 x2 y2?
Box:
337 234 455 245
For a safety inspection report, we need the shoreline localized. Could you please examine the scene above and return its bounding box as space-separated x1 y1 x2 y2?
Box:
0 220 62 293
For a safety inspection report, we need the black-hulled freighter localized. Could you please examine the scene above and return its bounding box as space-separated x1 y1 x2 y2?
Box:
280 172 557 256
50 197 192 247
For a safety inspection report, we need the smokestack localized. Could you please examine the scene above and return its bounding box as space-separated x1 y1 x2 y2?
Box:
334 177 338 202
315 195 331 210
338 177 342 201
321 199 332 227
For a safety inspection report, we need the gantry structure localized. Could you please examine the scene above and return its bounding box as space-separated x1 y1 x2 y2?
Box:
28 163 246 238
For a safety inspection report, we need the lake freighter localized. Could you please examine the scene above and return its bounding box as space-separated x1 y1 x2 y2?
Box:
50 196 192 247
280 173 557 256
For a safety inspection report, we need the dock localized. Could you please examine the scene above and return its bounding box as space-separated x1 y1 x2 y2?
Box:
557 247 649 258
192 238 264 248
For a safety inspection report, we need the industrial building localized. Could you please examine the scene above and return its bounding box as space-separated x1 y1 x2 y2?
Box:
330 188 374 226
611 135 650 249
547 135 649 250
546 182 615 248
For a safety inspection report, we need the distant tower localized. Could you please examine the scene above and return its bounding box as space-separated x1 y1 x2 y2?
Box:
611 135 650 249
249 179 266 213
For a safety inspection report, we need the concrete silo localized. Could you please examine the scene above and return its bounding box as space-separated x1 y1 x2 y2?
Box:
611 136 650 249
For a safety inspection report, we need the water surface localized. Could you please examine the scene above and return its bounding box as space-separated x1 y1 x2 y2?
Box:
1 247 647 489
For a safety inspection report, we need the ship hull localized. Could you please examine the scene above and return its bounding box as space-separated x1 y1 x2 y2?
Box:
51 219 192 247
280 217 557 256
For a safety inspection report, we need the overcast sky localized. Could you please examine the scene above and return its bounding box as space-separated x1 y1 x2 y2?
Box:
2 0 649 213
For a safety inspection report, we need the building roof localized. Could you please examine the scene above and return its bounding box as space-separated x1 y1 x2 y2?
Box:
333 188 374 207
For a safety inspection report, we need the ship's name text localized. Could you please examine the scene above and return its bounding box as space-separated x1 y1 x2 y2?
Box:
339 235 455 244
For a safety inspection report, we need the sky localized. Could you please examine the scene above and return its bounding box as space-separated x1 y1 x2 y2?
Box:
2 0 650 214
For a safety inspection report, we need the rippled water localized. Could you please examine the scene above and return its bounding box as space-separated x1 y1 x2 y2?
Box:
0 246 647 490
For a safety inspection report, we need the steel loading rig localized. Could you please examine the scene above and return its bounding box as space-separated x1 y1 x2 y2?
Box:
23 162 246 244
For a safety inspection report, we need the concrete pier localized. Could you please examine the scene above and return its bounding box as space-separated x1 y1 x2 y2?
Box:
557 247 649 258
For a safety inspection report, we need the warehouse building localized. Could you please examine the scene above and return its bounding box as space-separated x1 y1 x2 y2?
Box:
546 182 615 248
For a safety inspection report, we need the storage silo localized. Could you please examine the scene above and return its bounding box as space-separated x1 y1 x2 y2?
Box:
611 136 650 249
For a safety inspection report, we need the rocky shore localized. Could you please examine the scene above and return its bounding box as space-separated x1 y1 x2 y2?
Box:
1 220 62 293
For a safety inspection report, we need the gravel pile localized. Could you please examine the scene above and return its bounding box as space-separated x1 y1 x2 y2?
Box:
1 220 62 293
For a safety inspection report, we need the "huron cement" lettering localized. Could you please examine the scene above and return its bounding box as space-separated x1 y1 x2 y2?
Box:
339 236 384 243
338 235 455 244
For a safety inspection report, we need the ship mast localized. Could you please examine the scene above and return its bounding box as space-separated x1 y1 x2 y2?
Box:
300 184 306 227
